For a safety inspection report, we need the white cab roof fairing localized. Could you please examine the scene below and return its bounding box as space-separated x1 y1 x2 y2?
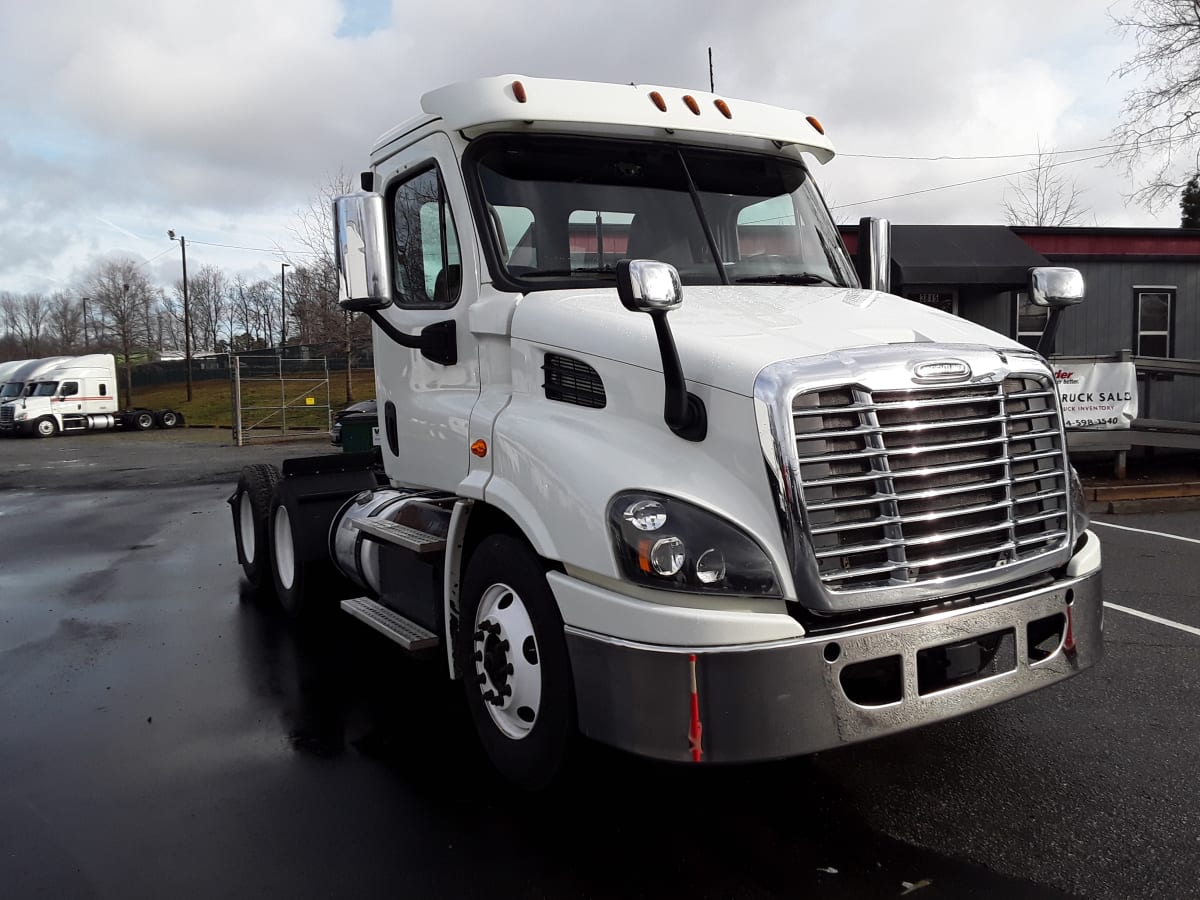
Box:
371 75 836 164
33 354 117 382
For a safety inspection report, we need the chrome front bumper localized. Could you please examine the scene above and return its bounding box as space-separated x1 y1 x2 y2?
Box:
564 550 1102 764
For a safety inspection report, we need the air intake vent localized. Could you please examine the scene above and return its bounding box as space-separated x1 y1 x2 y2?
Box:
543 354 606 409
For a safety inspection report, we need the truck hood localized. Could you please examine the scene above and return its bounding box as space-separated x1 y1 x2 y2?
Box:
509 285 1027 396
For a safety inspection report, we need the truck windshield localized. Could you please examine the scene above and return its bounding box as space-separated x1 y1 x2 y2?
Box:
31 382 59 397
0 382 23 399
466 135 857 291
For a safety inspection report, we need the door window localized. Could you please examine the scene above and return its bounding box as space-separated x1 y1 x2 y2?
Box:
391 166 462 308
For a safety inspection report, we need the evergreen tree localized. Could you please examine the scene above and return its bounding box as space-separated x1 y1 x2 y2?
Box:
1181 174 1200 227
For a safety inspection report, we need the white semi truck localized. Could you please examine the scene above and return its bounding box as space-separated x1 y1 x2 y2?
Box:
0 353 184 437
0 357 72 407
229 76 1103 787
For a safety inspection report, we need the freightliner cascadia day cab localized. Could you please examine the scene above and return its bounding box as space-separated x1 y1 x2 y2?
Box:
229 76 1103 788
0 353 183 437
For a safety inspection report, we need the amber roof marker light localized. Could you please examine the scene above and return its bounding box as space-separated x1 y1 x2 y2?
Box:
683 95 701 115
714 99 732 119
806 115 825 135
649 91 667 111
511 80 527 103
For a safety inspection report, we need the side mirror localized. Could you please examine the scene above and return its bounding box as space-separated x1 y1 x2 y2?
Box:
615 259 683 312
333 192 392 312
615 259 705 441
1029 267 1084 308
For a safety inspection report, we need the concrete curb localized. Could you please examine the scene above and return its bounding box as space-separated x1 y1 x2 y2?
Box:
1083 481 1200 514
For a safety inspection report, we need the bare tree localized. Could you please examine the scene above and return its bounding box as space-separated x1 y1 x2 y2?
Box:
87 259 155 406
48 293 83 353
1111 0 1200 209
1002 142 1089 226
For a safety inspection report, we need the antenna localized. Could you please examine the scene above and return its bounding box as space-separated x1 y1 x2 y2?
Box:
708 47 714 92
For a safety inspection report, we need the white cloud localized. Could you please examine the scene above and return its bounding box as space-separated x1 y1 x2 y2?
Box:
0 0 1170 294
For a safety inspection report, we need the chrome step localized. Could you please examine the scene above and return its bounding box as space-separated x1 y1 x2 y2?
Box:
341 597 440 651
351 518 446 554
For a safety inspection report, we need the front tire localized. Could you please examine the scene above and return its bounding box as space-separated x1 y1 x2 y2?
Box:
456 534 574 789
233 464 280 591
34 417 58 438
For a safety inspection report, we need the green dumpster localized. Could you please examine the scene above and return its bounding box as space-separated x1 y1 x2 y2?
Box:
339 412 378 453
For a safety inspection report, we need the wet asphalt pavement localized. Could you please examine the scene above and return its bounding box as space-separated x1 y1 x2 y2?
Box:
1 436 1198 898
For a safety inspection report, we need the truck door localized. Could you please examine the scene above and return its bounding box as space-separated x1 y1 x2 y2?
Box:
373 132 482 492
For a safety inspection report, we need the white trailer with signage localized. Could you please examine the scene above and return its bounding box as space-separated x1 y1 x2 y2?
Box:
229 76 1103 787
0 354 183 437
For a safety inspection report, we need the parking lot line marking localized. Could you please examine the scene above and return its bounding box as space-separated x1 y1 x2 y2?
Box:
1091 520 1200 546
1104 602 1200 638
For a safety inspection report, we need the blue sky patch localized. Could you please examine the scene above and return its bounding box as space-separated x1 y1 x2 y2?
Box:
336 0 390 38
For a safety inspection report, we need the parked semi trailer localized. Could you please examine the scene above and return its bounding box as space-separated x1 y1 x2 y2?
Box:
0 354 183 437
229 76 1103 787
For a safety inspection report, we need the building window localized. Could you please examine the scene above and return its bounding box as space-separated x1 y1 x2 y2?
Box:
1014 291 1050 351
1134 287 1175 357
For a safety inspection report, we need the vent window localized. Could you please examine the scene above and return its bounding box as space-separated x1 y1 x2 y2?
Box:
543 354 606 409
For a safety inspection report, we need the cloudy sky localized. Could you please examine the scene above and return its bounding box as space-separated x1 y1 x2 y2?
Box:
0 0 1169 296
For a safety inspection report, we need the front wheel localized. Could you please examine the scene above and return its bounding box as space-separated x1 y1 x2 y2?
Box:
34 417 58 438
456 534 574 789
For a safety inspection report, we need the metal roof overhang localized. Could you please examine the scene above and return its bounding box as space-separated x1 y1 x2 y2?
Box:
892 225 1050 287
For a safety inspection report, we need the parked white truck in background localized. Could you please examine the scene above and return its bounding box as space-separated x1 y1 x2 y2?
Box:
229 76 1103 787
0 359 33 393
0 357 72 407
0 353 184 437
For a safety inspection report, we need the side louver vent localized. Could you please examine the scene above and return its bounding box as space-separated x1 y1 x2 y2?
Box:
543 354 606 409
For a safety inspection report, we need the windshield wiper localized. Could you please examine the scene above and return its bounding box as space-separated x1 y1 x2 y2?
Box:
734 272 841 287
520 267 616 277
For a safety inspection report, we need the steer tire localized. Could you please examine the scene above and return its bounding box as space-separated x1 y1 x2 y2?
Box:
34 417 59 438
233 464 281 592
456 534 575 790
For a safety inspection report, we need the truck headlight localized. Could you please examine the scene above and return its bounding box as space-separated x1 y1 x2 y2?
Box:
13 410 27 421
1069 465 1089 545
607 492 781 596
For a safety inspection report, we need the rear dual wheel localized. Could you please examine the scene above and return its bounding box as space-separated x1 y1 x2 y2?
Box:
233 464 281 592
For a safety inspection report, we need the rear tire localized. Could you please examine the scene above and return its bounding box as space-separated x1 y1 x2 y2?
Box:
456 534 575 789
156 410 179 429
34 417 58 438
134 410 155 431
233 464 280 592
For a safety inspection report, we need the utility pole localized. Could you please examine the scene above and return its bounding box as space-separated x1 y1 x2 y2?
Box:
280 262 291 352
81 296 90 350
168 230 194 402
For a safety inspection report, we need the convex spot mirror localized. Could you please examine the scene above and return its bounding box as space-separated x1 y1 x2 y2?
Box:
1029 266 1084 309
616 259 684 313
334 192 393 312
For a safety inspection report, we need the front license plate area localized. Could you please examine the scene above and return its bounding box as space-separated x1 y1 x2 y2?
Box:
916 627 1016 696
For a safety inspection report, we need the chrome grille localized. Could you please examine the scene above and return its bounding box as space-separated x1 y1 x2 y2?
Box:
0 405 12 425
793 375 1068 593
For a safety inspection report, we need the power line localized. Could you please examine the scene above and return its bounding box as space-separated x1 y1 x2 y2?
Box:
186 238 322 256
839 134 1174 162
830 150 1112 210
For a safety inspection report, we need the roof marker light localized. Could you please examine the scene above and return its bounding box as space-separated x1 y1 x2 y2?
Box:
511 81 527 103
714 99 732 119
806 115 825 135
649 91 667 112
683 94 701 115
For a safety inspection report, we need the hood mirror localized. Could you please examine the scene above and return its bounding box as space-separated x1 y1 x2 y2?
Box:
1029 266 1084 309
615 259 683 312
334 192 393 312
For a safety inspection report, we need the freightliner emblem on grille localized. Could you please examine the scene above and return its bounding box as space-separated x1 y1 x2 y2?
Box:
912 358 971 383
